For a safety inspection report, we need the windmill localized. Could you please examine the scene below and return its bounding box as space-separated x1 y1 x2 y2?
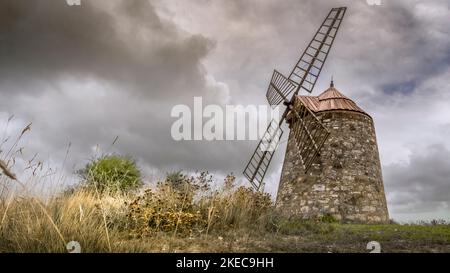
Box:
243 7 347 191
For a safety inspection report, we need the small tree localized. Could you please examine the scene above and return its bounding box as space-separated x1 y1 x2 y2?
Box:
164 171 212 194
165 171 186 191
78 155 143 193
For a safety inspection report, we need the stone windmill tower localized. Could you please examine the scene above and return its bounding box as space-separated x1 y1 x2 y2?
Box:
242 7 389 223
276 81 389 223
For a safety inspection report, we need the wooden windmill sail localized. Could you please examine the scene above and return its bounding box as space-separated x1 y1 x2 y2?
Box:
243 7 347 191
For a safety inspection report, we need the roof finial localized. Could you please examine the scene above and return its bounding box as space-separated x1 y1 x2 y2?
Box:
330 76 334 88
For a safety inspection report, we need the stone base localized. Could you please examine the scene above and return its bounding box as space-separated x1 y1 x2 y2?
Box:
275 176 389 224
276 111 389 224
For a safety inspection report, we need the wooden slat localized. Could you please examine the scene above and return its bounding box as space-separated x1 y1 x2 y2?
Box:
289 100 330 172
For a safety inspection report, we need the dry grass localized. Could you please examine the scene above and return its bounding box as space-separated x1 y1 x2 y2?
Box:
0 190 116 252
0 181 273 252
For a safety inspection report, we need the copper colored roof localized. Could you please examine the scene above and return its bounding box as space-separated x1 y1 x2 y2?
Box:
296 83 368 116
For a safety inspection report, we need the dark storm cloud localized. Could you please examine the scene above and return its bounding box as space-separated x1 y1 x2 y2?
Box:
368 1 450 95
384 144 450 213
0 0 214 99
0 0 242 180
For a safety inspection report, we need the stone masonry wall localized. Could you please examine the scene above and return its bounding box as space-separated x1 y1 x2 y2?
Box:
275 110 389 223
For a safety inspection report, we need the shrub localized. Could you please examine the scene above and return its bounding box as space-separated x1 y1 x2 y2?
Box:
126 172 211 236
127 185 203 236
165 171 186 192
126 173 273 236
78 155 143 194
164 171 212 195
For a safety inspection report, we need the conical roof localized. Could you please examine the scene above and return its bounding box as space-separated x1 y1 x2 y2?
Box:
318 87 350 100
296 81 368 116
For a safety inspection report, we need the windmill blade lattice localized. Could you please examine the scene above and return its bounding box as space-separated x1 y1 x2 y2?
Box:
266 70 298 106
289 100 330 172
288 7 346 94
243 7 347 191
243 119 284 191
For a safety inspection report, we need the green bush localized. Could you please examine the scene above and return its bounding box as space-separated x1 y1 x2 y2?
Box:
78 155 143 193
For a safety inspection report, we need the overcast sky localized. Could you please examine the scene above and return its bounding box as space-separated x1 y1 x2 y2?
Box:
0 0 449 222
